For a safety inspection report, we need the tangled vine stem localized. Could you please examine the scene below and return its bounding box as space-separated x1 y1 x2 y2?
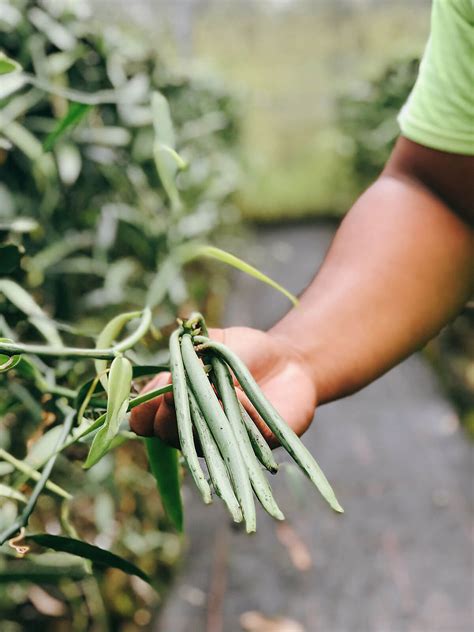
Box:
25 73 124 105
114 307 152 352
0 341 117 360
0 308 152 361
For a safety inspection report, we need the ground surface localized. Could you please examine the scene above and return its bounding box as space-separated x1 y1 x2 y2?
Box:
156 223 473 632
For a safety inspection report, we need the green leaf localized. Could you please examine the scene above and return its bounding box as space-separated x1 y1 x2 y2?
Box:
48 111 85 150
1 120 45 162
0 279 63 346
0 52 22 75
0 337 21 373
151 91 175 147
0 355 21 372
84 356 133 468
94 311 141 391
27 231 94 282
27 7 77 51
43 102 91 152
0 243 22 274
27 534 152 585
56 142 82 185
26 425 65 468
151 91 184 210
12 355 46 387
186 245 299 306
146 256 180 309
76 364 169 412
44 384 173 459
72 383 172 445
144 437 183 532
0 72 26 99
0 483 27 503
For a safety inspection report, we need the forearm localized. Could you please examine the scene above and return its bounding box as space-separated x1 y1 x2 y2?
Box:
270 174 474 405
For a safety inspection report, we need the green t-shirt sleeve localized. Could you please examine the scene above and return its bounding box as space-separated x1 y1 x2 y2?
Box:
398 0 474 155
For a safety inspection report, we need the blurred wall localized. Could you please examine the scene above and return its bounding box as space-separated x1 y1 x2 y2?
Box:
92 0 431 219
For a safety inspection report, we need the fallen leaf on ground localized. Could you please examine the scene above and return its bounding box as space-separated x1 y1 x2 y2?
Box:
276 522 312 571
240 610 306 632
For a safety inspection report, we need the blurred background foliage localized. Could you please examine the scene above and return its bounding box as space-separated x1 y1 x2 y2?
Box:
0 0 242 326
130 0 431 220
1 0 242 629
1 0 472 630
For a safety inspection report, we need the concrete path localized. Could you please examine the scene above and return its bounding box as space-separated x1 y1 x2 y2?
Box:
156 223 473 632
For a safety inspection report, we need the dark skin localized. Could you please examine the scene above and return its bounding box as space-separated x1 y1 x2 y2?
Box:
130 137 474 447
385 138 474 223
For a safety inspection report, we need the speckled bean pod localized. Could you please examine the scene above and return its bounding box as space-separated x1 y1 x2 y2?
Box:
180 334 256 532
194 337 343 514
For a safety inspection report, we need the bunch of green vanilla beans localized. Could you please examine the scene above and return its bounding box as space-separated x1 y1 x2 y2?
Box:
170 314 343 533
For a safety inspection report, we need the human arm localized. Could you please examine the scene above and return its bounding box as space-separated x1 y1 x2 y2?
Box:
270 137 473 406
130 138 473 443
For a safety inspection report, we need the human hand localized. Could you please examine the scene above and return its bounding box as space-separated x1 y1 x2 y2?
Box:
130 327 317 448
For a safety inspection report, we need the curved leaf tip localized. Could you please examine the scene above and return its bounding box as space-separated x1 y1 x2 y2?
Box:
185 245 299 306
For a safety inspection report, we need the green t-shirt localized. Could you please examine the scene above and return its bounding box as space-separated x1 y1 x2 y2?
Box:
398 0 474 155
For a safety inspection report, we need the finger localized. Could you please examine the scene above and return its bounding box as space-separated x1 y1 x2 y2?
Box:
152 387 207 454
207 327 224 342
207 329 279 446
130 372 171 436
260 369 316 438
152 388 180 447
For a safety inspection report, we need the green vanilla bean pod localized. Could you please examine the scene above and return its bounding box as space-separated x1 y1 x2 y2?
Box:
187 388 243 523
239 402 279 474
194 337 343 514
212 357 284 521
180 334 256 533
169 330 212 505
188 325 279 475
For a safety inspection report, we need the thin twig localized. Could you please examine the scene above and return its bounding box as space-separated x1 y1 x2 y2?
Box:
0 448 70 499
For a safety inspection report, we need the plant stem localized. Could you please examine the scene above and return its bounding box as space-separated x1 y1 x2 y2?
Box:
128 384 173 410
114 307 152 352
44 384 174 460
0 448 71 499
25 74 121 105
5 383 174 506
0 309 152 361
49 385 77 399
0 341 116 360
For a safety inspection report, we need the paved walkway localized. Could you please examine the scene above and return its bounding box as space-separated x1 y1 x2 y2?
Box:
156 223 473 632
